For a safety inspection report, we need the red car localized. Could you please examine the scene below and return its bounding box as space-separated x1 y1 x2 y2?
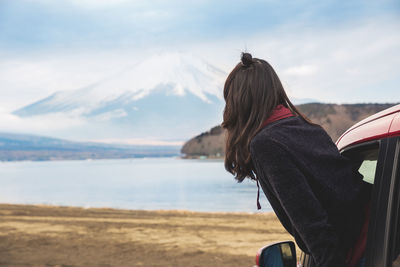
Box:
256 104 400 267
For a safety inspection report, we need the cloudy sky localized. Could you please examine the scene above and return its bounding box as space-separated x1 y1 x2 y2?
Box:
0 0 399 142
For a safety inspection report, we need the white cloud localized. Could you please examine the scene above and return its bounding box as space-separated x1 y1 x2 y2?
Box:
193 17 400 103
0 50 142 111
283 65 318 76
0 111 86 135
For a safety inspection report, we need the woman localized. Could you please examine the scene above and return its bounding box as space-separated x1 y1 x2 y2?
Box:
221 53 370 267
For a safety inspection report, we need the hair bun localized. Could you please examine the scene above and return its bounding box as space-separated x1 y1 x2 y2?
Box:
241 52 253 67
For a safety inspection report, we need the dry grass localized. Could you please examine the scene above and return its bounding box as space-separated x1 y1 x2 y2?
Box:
0 204 294 267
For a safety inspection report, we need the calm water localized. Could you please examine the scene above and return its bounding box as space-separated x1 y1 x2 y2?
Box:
0 157 270 212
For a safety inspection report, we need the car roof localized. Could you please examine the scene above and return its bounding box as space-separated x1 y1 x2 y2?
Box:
336 104 400 151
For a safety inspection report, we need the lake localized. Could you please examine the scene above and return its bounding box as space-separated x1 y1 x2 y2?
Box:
0 157 271 212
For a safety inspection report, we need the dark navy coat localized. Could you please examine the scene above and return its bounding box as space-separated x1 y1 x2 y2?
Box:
250 116 370 267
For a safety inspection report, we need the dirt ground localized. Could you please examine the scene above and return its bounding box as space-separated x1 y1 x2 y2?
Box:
0 204 294 267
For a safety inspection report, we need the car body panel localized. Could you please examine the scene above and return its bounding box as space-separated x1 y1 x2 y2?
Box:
389 112 400 134
336 104 400 151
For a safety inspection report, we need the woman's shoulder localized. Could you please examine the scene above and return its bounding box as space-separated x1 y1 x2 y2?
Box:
250 116 331 152
250 117 297 154
252 116 313 140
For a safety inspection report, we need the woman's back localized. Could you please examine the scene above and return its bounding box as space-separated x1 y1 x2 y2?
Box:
250 116 370 266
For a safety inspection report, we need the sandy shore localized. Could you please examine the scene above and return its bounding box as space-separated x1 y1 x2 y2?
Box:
0 204 294 267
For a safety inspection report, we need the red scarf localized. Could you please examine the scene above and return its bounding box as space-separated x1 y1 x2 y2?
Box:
261 104 294 128
255 104 294 210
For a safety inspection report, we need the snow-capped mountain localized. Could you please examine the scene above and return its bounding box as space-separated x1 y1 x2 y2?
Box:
15 52 225 116
13 52 227 142
12 52 318 143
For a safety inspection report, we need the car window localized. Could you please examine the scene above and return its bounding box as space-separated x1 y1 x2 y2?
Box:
358 160 377 184
342 143 379 185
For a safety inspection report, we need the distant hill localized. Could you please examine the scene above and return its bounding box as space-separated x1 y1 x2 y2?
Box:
0 132 180 161
181 103 397 158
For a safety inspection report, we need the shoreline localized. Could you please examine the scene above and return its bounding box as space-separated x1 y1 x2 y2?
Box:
0 203 293 267
0 201 271 214
0 155 181 163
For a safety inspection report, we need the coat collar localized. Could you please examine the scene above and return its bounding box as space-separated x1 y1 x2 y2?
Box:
261 104 294 128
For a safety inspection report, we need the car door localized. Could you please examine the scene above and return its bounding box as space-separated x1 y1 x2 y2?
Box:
392 188 400 267
300 136 400 267
363 137 399 267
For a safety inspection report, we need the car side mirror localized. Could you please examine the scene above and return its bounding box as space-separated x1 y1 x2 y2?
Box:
256 241 297 267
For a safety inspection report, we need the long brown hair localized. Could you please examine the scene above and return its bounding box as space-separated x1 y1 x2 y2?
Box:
221 53 310 182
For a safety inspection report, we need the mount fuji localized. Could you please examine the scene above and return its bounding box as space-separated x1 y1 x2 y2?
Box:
12 52 318 144
13 52 227 143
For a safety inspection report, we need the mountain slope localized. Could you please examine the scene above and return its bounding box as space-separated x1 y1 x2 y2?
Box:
14 52 225 117
11 52 320 143
12 53 227 141
181 103 397 157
